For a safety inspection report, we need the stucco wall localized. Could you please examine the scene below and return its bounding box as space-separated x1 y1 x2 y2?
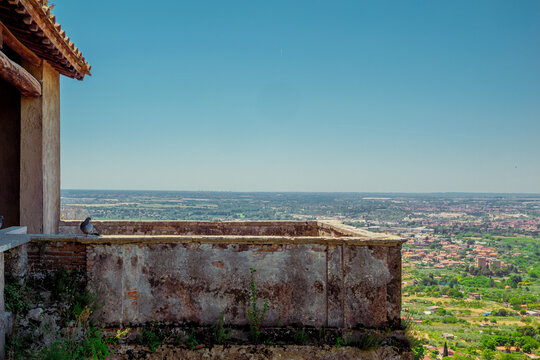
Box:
41 61 60 235
85 241 402 329
31 221 404 330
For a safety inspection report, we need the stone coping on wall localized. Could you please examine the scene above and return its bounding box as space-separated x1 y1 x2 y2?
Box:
0 226 29 253
30 234 405 246
318 220 403 240
55 219 404 246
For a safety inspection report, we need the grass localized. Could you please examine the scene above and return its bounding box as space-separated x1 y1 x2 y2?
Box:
212 312 231 344
9 305 127 360
137 328 163 353
185 328 199 350
293 328 309 345
246 268 269 343
48 268 98 325
348 333 382 350
4 273 32 314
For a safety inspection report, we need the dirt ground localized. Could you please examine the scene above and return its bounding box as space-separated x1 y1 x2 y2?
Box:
109 344 414 360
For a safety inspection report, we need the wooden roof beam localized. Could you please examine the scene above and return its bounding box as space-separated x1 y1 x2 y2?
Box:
14 6 26 14
0 21 41 65
0 48 41 97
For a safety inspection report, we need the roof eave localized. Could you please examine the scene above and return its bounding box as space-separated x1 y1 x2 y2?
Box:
6 0 90 79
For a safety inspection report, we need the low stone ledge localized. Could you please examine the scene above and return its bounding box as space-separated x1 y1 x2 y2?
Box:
0 227 30 253
30 234 406 247
58 220 404 243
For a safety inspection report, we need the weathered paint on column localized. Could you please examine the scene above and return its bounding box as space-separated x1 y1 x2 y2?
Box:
20 60 60 234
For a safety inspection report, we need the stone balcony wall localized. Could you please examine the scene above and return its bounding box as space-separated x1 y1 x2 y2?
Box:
27 220 405 330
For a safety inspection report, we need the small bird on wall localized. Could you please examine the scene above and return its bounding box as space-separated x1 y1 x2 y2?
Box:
80 217 99 236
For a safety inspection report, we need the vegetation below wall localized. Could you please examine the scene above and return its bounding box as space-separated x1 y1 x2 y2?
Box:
5 268 415 360
5 269 116 360
108 343 414 360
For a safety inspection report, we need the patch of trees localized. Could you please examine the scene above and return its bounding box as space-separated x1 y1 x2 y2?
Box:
490 308 517 317
481 327 540 353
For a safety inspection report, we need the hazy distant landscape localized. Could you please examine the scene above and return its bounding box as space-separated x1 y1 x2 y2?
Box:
61 190 540 227
61 190 540 359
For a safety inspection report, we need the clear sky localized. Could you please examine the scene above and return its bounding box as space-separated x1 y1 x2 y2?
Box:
56 0 540 193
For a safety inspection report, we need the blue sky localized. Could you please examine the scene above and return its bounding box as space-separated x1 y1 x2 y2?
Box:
56 0 540 193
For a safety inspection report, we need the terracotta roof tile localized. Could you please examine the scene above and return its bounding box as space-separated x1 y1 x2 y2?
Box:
0 0 90 79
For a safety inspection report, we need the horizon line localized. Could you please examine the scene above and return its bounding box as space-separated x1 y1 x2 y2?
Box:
60 189 540 196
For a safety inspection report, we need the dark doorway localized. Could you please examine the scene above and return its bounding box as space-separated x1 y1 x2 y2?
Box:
0 46 21 227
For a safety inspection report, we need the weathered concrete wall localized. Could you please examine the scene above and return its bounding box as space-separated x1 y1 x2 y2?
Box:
31 221 405 330
88 242 401 329
0 47 21 229
20 60 60 234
